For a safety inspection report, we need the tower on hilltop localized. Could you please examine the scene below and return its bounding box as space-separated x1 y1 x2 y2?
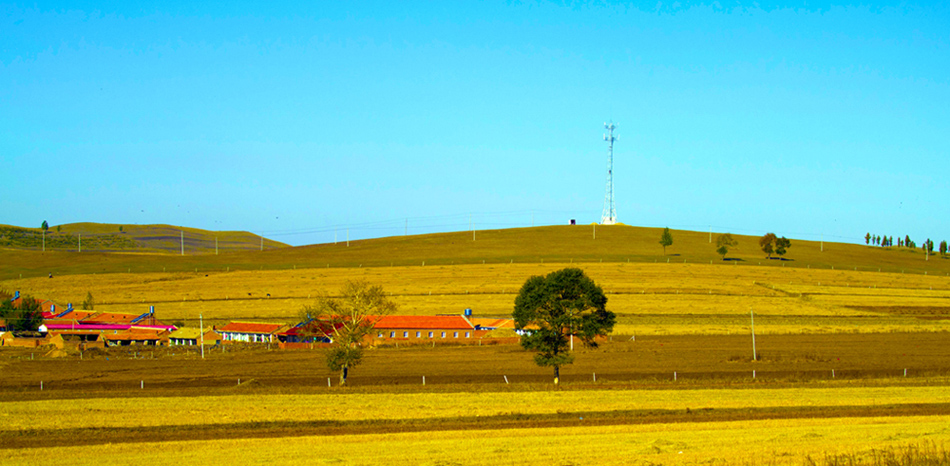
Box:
601 122 617 225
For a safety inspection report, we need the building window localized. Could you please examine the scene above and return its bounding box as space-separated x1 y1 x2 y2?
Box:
377 332 383 338
453 332 458 338
465 332 470 338
441 331 446 338
416 331 421 338
428 332 433 338
403 331 408 338
390 331 396 338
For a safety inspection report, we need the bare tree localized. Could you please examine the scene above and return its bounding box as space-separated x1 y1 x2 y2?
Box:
298 280 397 386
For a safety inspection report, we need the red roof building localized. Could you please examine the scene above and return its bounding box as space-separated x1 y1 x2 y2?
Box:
103 328 170 347
218 322 287 343
373 315 479 340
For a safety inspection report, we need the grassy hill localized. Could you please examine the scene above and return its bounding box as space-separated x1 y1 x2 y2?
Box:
0 223 287 255
0 224 946 280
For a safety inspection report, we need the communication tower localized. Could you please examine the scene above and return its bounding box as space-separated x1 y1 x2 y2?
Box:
601 122 617 225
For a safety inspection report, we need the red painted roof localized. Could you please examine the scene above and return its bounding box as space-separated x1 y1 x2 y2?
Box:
82 313 141 325
373 315 474 330
218 322 285 334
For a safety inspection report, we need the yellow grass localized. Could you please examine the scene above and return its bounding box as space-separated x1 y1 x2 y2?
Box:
4 385 949 432
3 416 949 465
4 262 949 333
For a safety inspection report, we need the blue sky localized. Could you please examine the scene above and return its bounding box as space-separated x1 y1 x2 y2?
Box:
2 1 948 246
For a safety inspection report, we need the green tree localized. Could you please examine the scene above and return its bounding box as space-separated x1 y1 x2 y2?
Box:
865 232 871 245
659 227 673 255
0 295 43 334
81 292 95 310
716 233 737 260
775 236 791 257
41 221 49 231
939 240 947 257
298 280 397 386
513 268 615 386
759 233 777 258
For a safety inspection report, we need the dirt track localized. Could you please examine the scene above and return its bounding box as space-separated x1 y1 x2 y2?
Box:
3 332 949 398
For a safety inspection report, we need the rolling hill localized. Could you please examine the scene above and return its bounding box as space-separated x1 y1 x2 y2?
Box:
0 224 946 280
0 223 287 255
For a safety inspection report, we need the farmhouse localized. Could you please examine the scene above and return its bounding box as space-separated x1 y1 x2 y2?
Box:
169 327 220 346
103 328 170 347
373 315 485 340
217 322 287 343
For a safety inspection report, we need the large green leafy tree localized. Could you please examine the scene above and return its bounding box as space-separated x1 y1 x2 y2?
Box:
760 233 791 259
0 295 43 334
659 227 673 255
775 236 791 257
298 280 397 386
513 268 615 386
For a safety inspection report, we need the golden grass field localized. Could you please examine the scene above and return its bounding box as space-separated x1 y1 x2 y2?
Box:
2 415 948 465
3 225 950 464
4 386 950 431
4 261 949 334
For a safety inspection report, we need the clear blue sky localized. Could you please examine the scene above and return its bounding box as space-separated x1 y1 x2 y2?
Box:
2 1 948 246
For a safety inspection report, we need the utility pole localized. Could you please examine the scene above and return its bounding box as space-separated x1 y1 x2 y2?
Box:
260 234 263 251
215 237 218 255
346 229 350 247
180 231 184 256
78 233 81 253
199 313 205 359
750 309 757 361
709 226 712 243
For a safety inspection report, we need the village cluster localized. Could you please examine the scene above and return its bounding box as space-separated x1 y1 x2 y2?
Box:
0 291 516 351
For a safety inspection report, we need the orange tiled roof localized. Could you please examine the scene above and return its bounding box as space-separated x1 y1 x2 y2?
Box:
60 310 99 321
82 313 141 325
470 318 515 329
103 330 165 341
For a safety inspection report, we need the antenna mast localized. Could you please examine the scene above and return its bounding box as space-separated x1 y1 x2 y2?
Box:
601 122 617 225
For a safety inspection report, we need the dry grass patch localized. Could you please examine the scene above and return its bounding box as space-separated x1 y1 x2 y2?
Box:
3 415 949 465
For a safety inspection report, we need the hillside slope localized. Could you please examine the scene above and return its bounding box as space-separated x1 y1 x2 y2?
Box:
1 225 946 280
0 223 286 254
